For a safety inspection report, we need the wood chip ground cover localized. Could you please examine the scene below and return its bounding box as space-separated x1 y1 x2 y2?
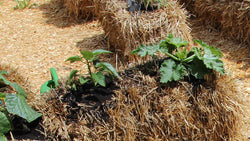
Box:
0 0 249 140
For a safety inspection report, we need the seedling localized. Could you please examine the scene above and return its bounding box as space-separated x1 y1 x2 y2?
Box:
40 68 59 93
0 71 42 140
66 49 119 89
132 34 225 83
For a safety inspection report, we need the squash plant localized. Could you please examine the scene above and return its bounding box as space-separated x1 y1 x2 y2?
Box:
132 34 225 83
66 49 119 89
0 71 42 140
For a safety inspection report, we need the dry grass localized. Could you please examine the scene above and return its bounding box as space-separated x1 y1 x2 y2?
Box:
93 0 192 61
180 0 250 45
63 0 95 20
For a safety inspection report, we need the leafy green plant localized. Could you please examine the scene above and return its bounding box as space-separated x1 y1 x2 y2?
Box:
14 0 30 10
66 49 119 89
132 34 225 83
40 68 59 93
0 71 42 140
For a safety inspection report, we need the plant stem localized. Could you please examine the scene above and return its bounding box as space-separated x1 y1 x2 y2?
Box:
86 59 92 76
164 52 180 61
182 54 196 63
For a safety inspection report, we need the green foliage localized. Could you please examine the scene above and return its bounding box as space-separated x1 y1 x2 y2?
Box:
142 0 168 10
132 34 225 83
0 71 42 138
40 68 59 93
66 49 119 88
14 0 30 10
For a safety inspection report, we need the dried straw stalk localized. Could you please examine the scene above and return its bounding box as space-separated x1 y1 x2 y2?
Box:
94 0 192 61
63 0 95 20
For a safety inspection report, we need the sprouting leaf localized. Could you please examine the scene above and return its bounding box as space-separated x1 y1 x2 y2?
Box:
131 44 159 57
91 72 106 87
160 59 187 83
81 50 94 60
79 76 89 85
40 80 54 93
50 68 59 87
0 71 11 86
95 62 119 78
10 82 27 98
5 94 42 123
65 55 82 63
165 34 188 48
93 49 111 56
189 57 212 79
175 49 188 60
67 70 78 85
0 112 11 134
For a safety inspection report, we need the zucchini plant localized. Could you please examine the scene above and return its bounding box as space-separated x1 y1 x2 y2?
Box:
0 71 42 140
132 34 225 83
66 49 119 89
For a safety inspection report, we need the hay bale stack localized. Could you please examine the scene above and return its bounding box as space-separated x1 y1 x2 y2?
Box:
93 0 192 60
63 0 95 20
180 0 250 45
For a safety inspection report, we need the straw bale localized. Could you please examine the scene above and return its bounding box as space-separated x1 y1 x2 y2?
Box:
181 0 250 45
36 68 249 140
63 0 95 20
93 0 192 61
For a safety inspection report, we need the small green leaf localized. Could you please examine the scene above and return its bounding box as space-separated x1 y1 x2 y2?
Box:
81 50 94 60
65 56 82 63
0 92 6 100
166 34 188 48
67 70 78 85
189 57 212 79
95 62 119 78
10 83 27 98
0 112 11 134
0 72 11 86
79 76 89 85
175 49 188 61
160 59 187 83
91 72 106 87
5 94 42 123
40 80 54 93
131 44 159 57
92 49 111 56
50 68 59 87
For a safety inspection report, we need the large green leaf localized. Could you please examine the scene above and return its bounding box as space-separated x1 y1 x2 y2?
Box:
0 92 6 100
0 112 11 134
65 55 82 63
80 50 94 60
95 62 119 78
10 82 27 98
189 57 212 79
131 44 159 57
91 72 106 87
194 40 223 58
50 68 59 87
160 59 187 83
92 49 111 56
5 94 42 123
40 80 54 93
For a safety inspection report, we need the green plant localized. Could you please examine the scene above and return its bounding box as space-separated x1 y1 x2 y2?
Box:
142 0 168 10
0 71 42 140
40 67 59 93
132 34 225 83
14 0 30 10
66 49 119 89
